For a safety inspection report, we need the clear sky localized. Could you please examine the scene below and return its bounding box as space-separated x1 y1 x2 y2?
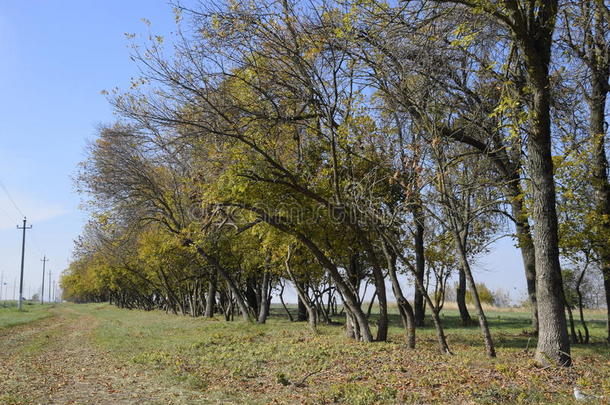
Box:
0 0 179 300
0 1 526 303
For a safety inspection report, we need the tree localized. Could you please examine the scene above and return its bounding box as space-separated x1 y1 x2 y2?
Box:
348 0 541 333
432 141 501 357
430 0 570 366
560 0 610 342
465 284 494 306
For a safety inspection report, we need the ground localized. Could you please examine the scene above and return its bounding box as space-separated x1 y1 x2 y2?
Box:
0 303 608 404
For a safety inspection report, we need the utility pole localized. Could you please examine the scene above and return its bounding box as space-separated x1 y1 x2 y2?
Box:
17 217 32 311
40 256 48 305
48 271 52 303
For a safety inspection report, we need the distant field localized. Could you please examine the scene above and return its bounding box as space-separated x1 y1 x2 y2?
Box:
0 303 608 404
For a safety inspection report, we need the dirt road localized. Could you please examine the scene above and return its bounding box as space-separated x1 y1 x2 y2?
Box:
0 306 208 405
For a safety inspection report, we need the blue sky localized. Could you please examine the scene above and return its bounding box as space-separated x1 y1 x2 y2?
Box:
0 0 178 300
0 1 526 303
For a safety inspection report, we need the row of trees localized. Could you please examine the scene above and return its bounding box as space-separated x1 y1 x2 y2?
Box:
61 0 609 366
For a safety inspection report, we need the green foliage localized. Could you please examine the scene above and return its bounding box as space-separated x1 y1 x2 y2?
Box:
465 283 494 306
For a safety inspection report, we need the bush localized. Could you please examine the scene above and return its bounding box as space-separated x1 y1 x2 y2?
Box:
465 283 494 305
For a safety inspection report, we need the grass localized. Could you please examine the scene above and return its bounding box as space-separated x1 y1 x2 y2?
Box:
0 301 54 329
61 302 610 404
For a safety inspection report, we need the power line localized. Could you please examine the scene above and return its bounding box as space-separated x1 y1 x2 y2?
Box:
0 178 45 255
0 178 25 218
0 193 20 224
0 202 19 223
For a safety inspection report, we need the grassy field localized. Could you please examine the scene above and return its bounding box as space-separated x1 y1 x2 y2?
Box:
0 301 54 329
0 303 608 404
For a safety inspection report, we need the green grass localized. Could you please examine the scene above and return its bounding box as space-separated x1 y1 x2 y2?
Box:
63 302 610 404
0 302 54 329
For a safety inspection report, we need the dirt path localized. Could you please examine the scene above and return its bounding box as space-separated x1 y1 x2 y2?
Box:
0 306 208 405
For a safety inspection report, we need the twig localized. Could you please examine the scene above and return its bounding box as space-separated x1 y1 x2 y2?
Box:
293 369 323 387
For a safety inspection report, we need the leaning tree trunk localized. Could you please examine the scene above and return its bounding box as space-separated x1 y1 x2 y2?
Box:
382 242 416 348
297 289 308 321
285 248 318 331
243 208 373 340
193 245 251 322
277 280 294 322
384 236 451 354
356 230 389 341
366 291 377 318
298 236 373 341
454 237 496 357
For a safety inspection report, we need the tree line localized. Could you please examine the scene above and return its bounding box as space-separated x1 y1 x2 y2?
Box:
61 0 610 367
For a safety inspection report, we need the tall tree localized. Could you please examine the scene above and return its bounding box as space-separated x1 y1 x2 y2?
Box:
433 0 570 366
561 0 610 342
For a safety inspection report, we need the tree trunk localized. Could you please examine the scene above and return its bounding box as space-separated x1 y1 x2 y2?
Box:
297 289 308 321
345 311 357 339
507 181 539 333
285 249 317 331
382 243 416 348
491 0 571 367
525 55 571 366
246 277 259 316
257 271 271 324
566 303 578 344
588 70 610 343
357 232 389 341
456 267 472 326
384 237 451 354
250 215 373 340
204 269 217 318
604 274 610 343
454 238 496 357
575 269 590 344
412 204 426 326
301 241 372 341
366 291 377 318
193 244 251 322
278 282 294 322
434 0 567 365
